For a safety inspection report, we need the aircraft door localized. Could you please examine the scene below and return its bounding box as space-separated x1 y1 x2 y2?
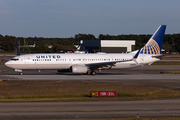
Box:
24 57 28 64
24 56 31 69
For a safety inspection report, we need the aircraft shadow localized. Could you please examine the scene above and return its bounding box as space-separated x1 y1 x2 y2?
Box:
56 72 131 75
1 72 131 76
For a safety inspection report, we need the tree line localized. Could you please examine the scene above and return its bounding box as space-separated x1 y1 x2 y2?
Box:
0 33 180 53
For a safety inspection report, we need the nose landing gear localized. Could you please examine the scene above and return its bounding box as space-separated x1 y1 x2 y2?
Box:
15 69 22 75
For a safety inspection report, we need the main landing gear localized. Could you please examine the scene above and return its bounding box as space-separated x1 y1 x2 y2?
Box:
19 72 23 75
83 71 96 75
90 71 96 75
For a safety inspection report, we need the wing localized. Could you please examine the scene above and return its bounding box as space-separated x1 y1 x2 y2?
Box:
85 60 132 70
85 49 141 70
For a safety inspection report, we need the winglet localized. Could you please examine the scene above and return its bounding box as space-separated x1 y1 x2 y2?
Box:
16 40 21 56
133 49 141 59
85 49 88 54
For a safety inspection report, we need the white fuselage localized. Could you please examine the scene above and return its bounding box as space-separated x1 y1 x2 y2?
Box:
5 53 159 71
4 25 166 74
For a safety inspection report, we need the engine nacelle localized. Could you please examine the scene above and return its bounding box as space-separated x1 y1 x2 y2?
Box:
70 65 87 73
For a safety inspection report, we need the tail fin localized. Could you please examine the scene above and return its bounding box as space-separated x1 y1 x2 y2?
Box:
16 40 21 56
140 25 166 54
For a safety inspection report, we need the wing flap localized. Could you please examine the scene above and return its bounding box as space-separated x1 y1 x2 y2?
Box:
85 49 141 70
85 60 130 70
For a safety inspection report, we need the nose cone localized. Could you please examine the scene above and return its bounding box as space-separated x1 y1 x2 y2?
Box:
5 61 16 69
5 61 10 67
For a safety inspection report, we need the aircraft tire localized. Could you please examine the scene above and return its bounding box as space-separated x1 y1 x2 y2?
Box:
19 72 22 75
91 71 96 75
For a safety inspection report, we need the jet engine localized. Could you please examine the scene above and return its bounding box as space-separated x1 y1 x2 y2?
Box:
70 65 88 73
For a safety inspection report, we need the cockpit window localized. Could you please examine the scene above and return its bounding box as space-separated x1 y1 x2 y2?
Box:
11 59 19 61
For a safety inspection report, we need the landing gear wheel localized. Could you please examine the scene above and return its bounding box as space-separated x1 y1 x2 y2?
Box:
19 72 22 75
90 71 96 75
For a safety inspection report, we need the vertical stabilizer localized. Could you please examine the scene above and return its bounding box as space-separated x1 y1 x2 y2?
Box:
140 25 166 54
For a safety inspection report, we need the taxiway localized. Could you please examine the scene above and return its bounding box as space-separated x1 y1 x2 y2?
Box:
0 65 180 119
0 99 180 119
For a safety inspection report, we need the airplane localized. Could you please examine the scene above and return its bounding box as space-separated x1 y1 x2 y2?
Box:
5 25 166 75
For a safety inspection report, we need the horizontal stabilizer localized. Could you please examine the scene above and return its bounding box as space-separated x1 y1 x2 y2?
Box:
151 55 162 59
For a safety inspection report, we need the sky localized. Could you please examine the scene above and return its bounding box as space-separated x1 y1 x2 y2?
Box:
0 0 180 38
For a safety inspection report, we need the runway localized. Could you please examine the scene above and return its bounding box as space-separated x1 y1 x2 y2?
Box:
1 65 180 90
2 74 180 80
0 65 180 119
0 99 180 119
1 65 180 81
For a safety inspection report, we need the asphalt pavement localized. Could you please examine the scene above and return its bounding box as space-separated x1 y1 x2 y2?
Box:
0 99 180 119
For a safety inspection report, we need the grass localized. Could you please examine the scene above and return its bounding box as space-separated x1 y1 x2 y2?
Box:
160 71 180 74
0 62 5 65
0 81 180 102
152 61 180 65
